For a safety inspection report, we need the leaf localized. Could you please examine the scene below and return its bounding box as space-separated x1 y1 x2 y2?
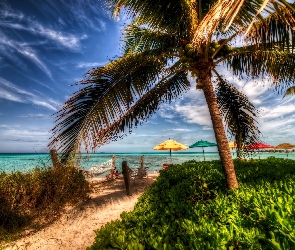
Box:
283 86 295 98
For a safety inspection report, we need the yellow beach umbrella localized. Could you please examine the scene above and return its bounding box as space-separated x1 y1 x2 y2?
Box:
228 141 237 149
228 141 238 157
153 138 188 156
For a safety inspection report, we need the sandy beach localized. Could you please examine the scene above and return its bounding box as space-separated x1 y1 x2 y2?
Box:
4 173 158 250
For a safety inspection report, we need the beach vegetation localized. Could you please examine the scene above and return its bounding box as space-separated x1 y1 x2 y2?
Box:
88 157 295 249
49 1 295 190
0 164 89 242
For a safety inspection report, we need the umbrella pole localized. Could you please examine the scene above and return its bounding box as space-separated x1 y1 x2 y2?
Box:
203 147 205 161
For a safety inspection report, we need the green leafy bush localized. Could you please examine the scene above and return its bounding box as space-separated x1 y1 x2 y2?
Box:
0 164 89 240
88 158 295 249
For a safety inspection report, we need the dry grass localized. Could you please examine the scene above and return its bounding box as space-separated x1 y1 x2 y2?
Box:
2 173 158 250
0 165 90 243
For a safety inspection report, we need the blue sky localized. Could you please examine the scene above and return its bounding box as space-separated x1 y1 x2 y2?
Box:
0 0 295 153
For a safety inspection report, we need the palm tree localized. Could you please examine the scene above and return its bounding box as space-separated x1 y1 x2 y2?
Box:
49 0 295 189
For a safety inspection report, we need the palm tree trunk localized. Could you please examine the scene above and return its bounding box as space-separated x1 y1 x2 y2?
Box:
199 69 238 189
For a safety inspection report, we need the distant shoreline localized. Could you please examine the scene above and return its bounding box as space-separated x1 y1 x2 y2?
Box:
1 152 294 174
0 151 294 155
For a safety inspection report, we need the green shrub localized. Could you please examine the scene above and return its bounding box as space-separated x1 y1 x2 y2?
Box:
88 158 295 249
0 164 89 240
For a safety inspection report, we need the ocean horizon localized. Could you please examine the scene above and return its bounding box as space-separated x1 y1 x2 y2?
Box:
1 151 294 173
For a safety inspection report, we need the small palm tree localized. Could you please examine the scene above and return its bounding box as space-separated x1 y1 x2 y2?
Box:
49 0 295 189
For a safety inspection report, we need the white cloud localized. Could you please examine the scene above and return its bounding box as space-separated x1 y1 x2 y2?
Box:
175 104 212 126
242 81 271 104
157 105 176 119
260 105 295 119
76 62 106 69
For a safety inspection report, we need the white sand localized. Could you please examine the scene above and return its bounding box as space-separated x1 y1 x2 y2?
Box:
4 173 158 250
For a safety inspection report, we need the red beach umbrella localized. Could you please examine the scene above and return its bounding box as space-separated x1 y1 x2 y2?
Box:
246 142 274 150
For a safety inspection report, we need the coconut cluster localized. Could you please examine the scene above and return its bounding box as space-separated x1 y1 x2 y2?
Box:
179 43 196 64
209 40 234 58
179 40 235 63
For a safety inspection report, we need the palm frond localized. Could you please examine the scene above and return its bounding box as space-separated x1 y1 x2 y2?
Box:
214 76 261 151
228 0 295 34
193 0 295 46
219 0 266 35
192 0 240 46
89 71 190 147
192 0 267 46
224 48 295 93
108 0 200 39
246 3 295 51
123 24 179 55
49 52 189 159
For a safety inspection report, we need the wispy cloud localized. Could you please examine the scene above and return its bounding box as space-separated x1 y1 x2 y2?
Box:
202 126 213 130
0 9 84 51
18 46 52 78
3 128 49 137
0 7 24 21
241 81 272 105
170 128 191 132
0 88 23 102
0 0 110 52
0 125 10 128
0 122 50 152
4 138 43 142
126 132 160 137
164 119 180 125
0 36 52 78
157 105 176 119
0 77 60 111
260 104 295 119
65 0 108 32
19 114 49 119
98 19 107 31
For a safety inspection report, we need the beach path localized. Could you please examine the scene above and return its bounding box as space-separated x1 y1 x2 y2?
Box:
4 173 158 250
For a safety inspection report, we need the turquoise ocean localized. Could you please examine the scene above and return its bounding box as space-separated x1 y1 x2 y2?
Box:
1 151 295 174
